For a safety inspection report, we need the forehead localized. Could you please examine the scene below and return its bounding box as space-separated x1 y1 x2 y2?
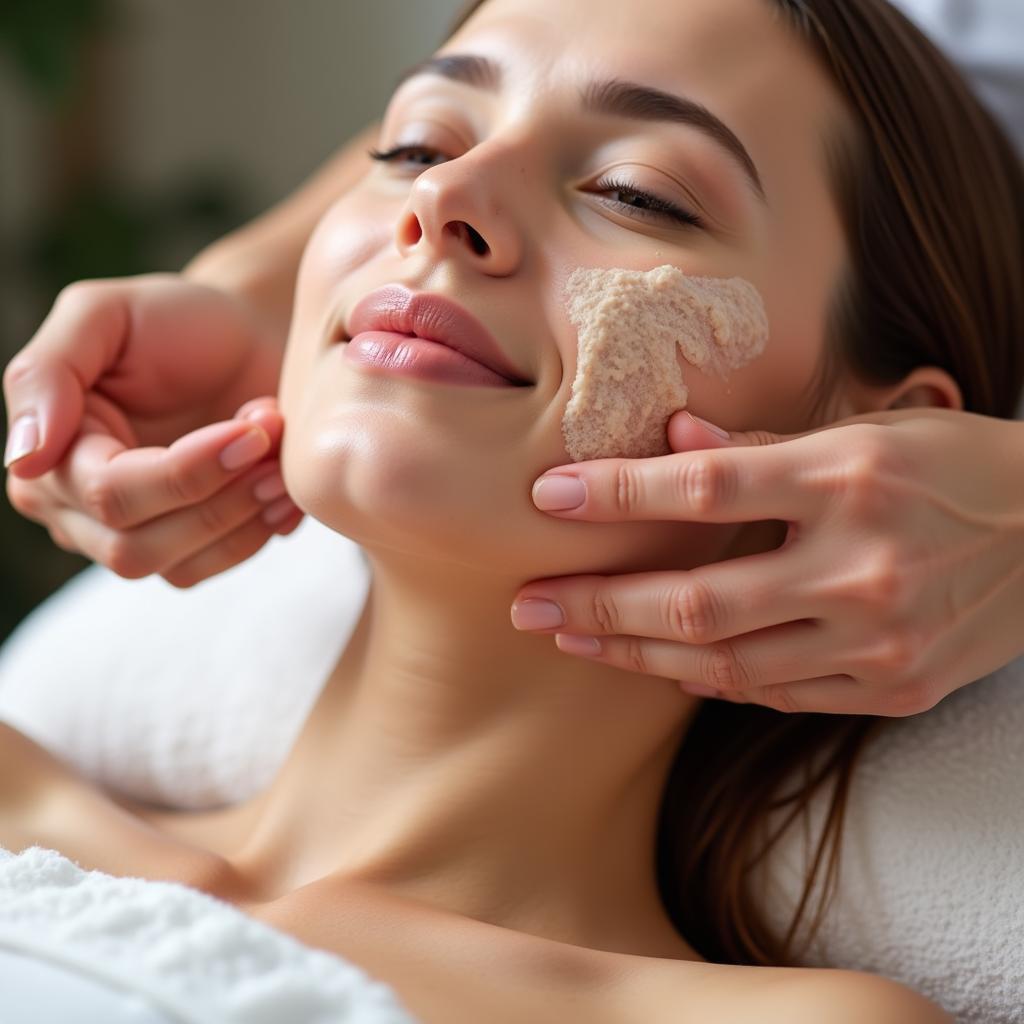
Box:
444 0 850 191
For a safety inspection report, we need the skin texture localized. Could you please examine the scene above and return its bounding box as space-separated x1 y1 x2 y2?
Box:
561 266 770 460
268 0 958 962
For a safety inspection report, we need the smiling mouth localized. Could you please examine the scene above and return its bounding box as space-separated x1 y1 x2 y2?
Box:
337 286 534 387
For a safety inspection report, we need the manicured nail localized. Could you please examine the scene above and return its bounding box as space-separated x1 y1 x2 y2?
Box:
4 414 40 467
686 413 730 440
253 471 286 503
555 634 602 657
532 475 586 511
511 599 565 631
220 429 269 471
262 495 297 525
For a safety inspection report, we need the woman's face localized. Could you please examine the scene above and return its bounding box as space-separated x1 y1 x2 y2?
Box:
279 0 853 579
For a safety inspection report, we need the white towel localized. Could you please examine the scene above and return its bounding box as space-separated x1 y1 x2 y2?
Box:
757 659 1024 1024
0 844 417 1024
0 519 368 809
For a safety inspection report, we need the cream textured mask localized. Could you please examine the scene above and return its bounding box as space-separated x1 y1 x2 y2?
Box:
562 265 770 461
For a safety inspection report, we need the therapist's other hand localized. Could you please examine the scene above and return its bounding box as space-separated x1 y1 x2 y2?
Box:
3 274 304 586
512 408 1024 716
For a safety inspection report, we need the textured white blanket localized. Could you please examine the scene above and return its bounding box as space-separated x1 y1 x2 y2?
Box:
0 844 418 1024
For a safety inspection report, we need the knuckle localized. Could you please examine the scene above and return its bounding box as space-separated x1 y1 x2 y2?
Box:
701 643 752 691
672 456 731 516
49 527 80 554
7 478 42 520
3 352 36 392
624 637 651 675
614 463 644 516
81 477 130 529
663 580 718 643
54 279 96 311
837 428 908 518
103 534 149 580
195 496 230 536
883 678 936 717
761 685 802 714
163 455 201 506
590 589 621 634
864 630 924 679
842 547 909 610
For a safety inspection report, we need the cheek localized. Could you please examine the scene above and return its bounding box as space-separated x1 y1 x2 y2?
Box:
280 369 740 582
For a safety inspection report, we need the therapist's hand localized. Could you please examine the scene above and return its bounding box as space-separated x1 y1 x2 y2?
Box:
3 274 304 587
511 408 1024 716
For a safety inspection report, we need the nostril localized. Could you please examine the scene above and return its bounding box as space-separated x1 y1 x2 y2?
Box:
399 212 423 247
466 225 490 257
446 220 490 257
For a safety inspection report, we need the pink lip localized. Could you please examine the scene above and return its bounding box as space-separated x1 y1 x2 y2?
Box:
342 285 531 386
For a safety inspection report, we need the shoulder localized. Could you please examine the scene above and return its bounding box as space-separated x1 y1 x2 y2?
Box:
776 968 952 1024
608 957 951 1024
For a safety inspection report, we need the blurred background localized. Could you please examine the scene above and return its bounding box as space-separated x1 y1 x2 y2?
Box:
0 0 464 646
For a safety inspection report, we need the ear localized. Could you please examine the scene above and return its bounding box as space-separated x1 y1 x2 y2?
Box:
835 366 964 418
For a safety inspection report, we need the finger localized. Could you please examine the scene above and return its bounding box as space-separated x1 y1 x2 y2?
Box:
3 283 128 476
53 459 294 579
666 410 799 453
687 677 885 716
552 620 841 693
56 419 274 530
513 552 816 646
235 397 285 454
531 443 820 525
159 498 302 589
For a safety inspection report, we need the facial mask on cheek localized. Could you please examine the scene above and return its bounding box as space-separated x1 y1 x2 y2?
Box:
561 265 770 461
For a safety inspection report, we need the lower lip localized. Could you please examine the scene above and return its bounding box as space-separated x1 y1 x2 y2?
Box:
343 332 518 388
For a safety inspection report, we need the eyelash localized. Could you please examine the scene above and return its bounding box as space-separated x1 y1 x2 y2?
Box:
367 144 704 229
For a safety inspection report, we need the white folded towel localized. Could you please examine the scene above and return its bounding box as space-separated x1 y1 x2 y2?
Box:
0 844 418 1024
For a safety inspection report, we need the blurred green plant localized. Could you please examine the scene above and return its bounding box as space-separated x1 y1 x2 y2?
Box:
1 0 256 648
0 0 108 108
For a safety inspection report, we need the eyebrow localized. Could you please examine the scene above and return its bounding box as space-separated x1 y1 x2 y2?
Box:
393 53 766 204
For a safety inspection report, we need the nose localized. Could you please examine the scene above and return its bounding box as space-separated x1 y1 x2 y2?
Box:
394 148 524 276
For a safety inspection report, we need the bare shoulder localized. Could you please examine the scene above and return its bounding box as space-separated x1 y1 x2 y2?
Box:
769 968 951 1024
602 955 950 1024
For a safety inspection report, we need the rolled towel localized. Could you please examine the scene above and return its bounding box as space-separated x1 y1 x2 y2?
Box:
0 844 417 1023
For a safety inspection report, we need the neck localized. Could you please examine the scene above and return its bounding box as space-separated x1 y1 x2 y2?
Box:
236 547 699 957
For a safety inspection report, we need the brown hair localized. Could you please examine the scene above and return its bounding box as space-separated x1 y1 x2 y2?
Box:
445 0 1024 964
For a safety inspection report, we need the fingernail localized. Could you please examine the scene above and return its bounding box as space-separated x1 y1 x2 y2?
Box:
253 471 286 503
511 598 565 631
220 429 269 471
686 413 730 441
4 414 40 467
532 475 586 511
262 495 297 525
555 634 602 657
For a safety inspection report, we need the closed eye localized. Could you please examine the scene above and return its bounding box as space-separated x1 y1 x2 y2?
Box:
367 144 705 229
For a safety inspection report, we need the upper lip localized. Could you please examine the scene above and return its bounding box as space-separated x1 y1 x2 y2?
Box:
342 285 531 385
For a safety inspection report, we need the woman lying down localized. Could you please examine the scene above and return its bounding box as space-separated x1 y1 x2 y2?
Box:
2 0 1022 1020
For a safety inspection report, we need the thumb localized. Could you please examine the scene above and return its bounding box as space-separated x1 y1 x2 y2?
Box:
4 360 85 477
667 410 791 453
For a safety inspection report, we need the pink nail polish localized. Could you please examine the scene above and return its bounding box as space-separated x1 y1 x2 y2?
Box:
4 415 39 467
686 413 730 440
555 634 602 657
532 475 587 511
